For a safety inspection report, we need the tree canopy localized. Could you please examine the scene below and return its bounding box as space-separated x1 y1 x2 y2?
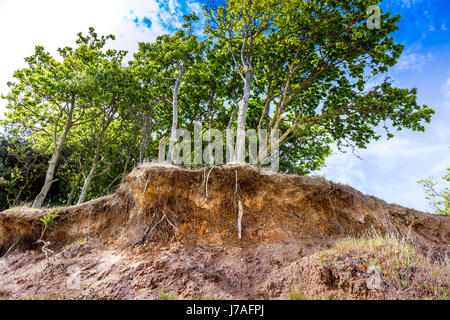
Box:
0 0 435 209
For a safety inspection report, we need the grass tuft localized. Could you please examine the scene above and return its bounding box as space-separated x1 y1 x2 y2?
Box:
159 289 177 300
289 287 305 300
318 232 449 300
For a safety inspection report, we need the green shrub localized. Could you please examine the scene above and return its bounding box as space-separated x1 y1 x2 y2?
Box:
40 210 60 228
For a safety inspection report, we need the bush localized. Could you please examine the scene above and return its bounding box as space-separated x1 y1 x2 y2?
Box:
40 210 60 228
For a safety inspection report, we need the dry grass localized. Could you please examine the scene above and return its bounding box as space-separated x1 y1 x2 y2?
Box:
3 204 64 213
3 206 41 212
318 233 450 300
136 160 276 176
137 160 181 170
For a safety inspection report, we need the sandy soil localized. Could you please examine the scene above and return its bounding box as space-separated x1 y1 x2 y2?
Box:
0 165 448 300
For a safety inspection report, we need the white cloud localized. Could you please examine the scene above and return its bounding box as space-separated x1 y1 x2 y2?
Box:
186 0 202 13
317 148 367 191
394 51 433 72
442 24 448 31
429 153 450 176
441 76 450 98
364 138 444 158
0 0 200 118
433 122 450 142
399 0 421 8
316 134 449 213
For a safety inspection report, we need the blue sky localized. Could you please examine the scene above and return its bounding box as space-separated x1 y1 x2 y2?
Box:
0 0 448 212
316 0 450 212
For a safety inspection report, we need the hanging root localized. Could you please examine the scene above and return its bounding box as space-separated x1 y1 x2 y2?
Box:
140 214 165 245
143 179 149 195
35 239 69 275
36 239 53 263
164 212 219 249
326 192 344 235
234 169 239 195
233 169 243 239
205 166 216 198
238 200 243 240
87 207 93 243
0 240 19 260
140 214 156 245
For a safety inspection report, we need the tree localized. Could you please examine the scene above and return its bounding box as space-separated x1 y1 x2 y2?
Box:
134 14 206 163
205 0 434 168
0 134 49 209
2 27 118 208
205 1 279 162
75 48 137 204
0 2 437 210
130 41 171 165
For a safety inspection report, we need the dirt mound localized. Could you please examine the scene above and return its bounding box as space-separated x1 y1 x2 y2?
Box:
1 164 448 252
0 164 449 299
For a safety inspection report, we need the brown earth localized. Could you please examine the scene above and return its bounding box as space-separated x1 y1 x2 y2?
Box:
0 164 448 300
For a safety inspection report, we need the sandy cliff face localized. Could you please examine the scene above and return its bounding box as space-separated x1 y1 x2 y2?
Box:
0 164 448 300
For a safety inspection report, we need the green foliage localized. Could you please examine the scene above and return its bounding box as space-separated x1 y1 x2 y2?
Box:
418 165 450 216
0 2 435 208
0 134 52 209
40 210 60 228
205 0 433 165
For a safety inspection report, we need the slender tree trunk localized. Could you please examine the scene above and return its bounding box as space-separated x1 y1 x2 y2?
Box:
121 153 131 183
32 107 74 208
77 163 97 205
167 59 186 163
67 172 83 205
228 101 238 129
167 81 180 163
235 70 252 162
76 113 113 205
158 138 166 163
139 113 151 164
77 143 102 205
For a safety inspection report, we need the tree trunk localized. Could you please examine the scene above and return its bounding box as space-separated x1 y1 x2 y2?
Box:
77 163 97 205
67 172 83 205
77 144 102 205
167 59 186 163
121 153 131 184
228 101 238 129
76 114 113 204
235 71 252 162
158 138 166 163
32 109 73 208
139 113 151 164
